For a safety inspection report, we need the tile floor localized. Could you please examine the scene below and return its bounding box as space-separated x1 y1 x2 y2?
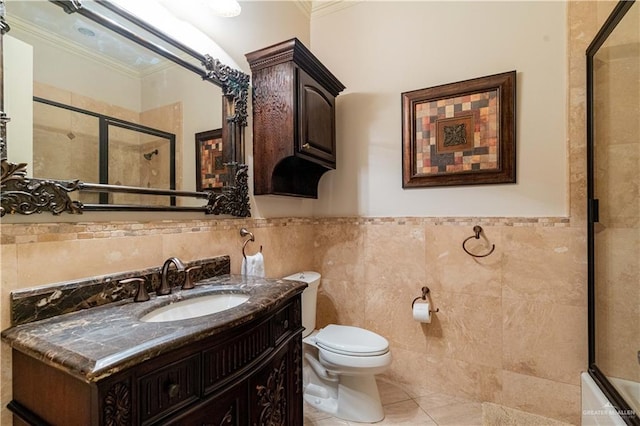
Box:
303 378 483 425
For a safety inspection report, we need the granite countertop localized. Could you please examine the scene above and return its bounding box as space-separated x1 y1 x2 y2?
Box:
1 275 306 383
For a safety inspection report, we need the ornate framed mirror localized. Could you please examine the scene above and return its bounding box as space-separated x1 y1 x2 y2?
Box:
0 0 250 217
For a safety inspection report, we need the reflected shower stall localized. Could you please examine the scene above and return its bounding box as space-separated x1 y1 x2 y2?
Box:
32 97 176 205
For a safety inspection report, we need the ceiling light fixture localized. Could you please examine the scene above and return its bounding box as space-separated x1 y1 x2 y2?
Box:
209 0 241 18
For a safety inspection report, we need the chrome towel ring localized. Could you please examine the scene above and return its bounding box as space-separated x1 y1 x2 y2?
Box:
240 228 262 259
462 225 495 258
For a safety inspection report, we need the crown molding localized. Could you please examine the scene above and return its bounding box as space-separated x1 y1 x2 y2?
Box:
293 0 312 18
311 0 363 18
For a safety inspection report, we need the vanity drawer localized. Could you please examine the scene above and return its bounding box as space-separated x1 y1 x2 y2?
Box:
273 298 301 344
138 353 201 424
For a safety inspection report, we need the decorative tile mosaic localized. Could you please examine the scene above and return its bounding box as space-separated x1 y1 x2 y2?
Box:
415 90 499 175
0 216 572 246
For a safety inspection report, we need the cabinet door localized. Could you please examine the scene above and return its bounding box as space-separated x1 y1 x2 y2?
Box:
248 338 302 426
297 68 336 167
249 344 289 425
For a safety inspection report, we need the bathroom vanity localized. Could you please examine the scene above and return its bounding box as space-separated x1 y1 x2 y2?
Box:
2 274 306 426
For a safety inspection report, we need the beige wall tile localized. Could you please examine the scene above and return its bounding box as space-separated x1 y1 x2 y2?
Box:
16 235 164 287
0 244 17 328
0 244 17 426
314 223 365 283
384 347 503 403
503 298 587 385
161 227 239 271
260 224 316 278
359 224 426 349
501 371 581 425
363 224 426 287
316 277 366 329
502 227 586 307
425 225 503 298
425 291 503 369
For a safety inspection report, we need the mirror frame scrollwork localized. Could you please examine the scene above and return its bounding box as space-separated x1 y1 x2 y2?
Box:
0 0 251 217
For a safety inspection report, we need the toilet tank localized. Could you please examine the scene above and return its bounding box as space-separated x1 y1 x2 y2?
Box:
283 271 320 338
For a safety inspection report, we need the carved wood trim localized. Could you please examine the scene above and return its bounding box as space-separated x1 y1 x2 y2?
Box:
293 338 302 395
103 381 131 426
208 163 251 217
0 160 83 216
220 406 234 425
203 55 250 128
255 357 287 426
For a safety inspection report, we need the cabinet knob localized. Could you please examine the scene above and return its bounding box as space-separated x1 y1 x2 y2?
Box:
283 319 289 329
302 143 310 150
167 383 180 399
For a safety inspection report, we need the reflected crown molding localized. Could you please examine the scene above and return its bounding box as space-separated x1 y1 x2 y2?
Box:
10 16 148 79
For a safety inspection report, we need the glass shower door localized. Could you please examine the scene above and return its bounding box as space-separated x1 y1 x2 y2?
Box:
588 0 640 422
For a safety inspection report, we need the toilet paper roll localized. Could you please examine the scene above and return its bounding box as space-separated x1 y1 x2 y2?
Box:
412 300 431 323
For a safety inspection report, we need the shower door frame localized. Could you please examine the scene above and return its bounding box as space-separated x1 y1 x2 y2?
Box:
586 1 639 424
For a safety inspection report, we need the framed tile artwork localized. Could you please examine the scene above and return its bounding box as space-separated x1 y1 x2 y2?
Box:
195 128 226 191
402 71 516 188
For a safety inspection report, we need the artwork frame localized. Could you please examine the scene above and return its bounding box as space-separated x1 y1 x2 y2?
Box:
195 128 226 191
402 71 516 188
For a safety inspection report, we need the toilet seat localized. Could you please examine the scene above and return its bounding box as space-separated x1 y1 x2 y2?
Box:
315 325 389 356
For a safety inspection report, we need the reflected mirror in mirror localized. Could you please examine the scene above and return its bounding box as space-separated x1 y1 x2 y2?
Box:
5 0 224 208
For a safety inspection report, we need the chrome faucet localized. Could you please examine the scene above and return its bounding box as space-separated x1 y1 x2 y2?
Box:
157 257 186 295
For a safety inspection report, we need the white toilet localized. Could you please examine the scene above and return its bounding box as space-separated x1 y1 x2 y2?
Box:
284 271 392 423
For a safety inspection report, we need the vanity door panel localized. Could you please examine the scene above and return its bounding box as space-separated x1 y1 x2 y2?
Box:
249 342 290 426
164 381 248 426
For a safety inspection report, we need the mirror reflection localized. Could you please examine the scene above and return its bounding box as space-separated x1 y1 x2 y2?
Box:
5 0 226 208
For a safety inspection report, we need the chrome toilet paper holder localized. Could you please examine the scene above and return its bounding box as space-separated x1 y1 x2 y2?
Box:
411 286 439 313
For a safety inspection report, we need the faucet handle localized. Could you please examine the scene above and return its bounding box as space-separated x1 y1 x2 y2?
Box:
122 278 149 302
183 265 202 290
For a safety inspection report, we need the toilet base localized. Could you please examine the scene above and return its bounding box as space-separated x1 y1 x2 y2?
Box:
304 370 385 423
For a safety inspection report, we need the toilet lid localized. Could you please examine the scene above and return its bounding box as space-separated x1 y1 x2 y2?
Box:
314 324 389 356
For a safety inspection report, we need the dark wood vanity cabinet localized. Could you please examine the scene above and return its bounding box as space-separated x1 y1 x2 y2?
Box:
9 296 303 426
246 38 345 198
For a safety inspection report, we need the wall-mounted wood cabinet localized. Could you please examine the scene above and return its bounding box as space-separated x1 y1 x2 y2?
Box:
246 38 345 198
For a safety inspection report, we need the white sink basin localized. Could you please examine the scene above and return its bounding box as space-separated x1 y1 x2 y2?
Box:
140 293 249 322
